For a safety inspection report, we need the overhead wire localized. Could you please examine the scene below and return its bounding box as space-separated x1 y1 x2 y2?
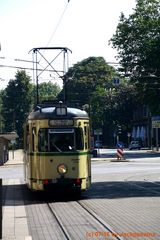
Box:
36 0 71 88
0 64 63 73
37 0 71 78
38 0 71 67
45 1 70 48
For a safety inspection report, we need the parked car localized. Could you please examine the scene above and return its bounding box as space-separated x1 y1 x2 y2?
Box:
129 141 141 150
95 140 102 148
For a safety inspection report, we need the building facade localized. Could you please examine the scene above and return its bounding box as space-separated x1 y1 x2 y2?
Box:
0 132 18 165
131 105 160 148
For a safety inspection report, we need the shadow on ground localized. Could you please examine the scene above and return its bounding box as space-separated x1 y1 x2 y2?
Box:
2 179 160 206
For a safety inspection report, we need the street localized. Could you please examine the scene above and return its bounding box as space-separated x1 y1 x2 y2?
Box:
1 149 160 180
2 149 160 239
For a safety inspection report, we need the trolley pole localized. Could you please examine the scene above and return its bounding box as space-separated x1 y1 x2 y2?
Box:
0 178 2 239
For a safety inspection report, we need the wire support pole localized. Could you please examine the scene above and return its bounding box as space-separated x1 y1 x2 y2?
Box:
29 47 72 105
63 49 69 103
35 50 39 104
36 49 63 79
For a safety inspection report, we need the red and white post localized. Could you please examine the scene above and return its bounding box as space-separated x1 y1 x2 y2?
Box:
117 147 125 160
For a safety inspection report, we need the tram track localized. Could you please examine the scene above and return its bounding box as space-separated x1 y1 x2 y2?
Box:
47 202 71 240
47 199 124 240
77 200 124 240
24 179 160 240
24 186 124 240
24 167 160 240
24 178 160 240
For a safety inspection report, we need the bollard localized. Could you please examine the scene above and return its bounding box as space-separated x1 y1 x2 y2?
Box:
117 148 124 160
0 178 2 239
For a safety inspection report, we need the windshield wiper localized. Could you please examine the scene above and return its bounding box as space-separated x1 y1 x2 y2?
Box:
52 142 62 152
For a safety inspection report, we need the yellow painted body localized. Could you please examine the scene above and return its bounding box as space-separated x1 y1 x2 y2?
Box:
24 118 91 191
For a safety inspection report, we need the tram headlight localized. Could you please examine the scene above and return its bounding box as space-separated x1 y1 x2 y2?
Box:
57 164 67 174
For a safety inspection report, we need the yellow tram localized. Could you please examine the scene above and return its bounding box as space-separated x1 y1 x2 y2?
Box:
23 102 91 192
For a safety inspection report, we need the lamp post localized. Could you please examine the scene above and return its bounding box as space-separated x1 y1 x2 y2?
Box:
152 116 160 151
127 132 131 147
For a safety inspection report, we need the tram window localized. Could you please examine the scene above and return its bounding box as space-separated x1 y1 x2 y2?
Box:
26 125 29 150
84 126 88 149
38 129 48 152
75 128 84 150
32 127 36 151
85 125 90 149
87 126 90 148
38 128 84 152
49 129 74 152
84 126 87 135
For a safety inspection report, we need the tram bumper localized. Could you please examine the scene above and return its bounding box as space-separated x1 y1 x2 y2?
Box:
43 178 82 191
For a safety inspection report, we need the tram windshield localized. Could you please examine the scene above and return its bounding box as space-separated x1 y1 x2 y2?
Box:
38 128 84 152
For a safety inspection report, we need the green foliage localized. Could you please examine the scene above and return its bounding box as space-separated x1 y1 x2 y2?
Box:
1 70 62 139
90 86 106 129
58 56 139 145
1 70 33 138
34 81 61 104
0 60 139 147
135 75 160 114
110 0 160 76
64 56 116 106
109 0 160 115
91 83 139 145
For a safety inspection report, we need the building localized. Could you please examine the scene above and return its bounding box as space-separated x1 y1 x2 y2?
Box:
0 132 18 165
131 105 160 148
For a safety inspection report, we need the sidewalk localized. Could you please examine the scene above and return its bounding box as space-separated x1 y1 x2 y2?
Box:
2 150 31 239
2 179 31 240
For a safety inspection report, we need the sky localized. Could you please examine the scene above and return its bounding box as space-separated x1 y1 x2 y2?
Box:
0 0 136 89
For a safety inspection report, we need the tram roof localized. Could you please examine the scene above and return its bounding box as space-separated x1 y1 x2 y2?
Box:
28 105 89 120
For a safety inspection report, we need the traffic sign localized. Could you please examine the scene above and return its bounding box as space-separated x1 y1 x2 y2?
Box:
112 78 120 85
152 116 160 128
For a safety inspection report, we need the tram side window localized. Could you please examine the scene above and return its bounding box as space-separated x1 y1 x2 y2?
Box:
75 127 84 150
32 127 36 151
84 126 88 149
38 129 48 152
26 125 29 150
87 126 90 149
86 125 90 149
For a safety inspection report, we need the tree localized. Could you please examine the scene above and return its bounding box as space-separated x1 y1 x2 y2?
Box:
1 70 33 138
63 56 116 106
59 56 139 145
91 83 139 146
33 81 61 104
110 0 160 114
